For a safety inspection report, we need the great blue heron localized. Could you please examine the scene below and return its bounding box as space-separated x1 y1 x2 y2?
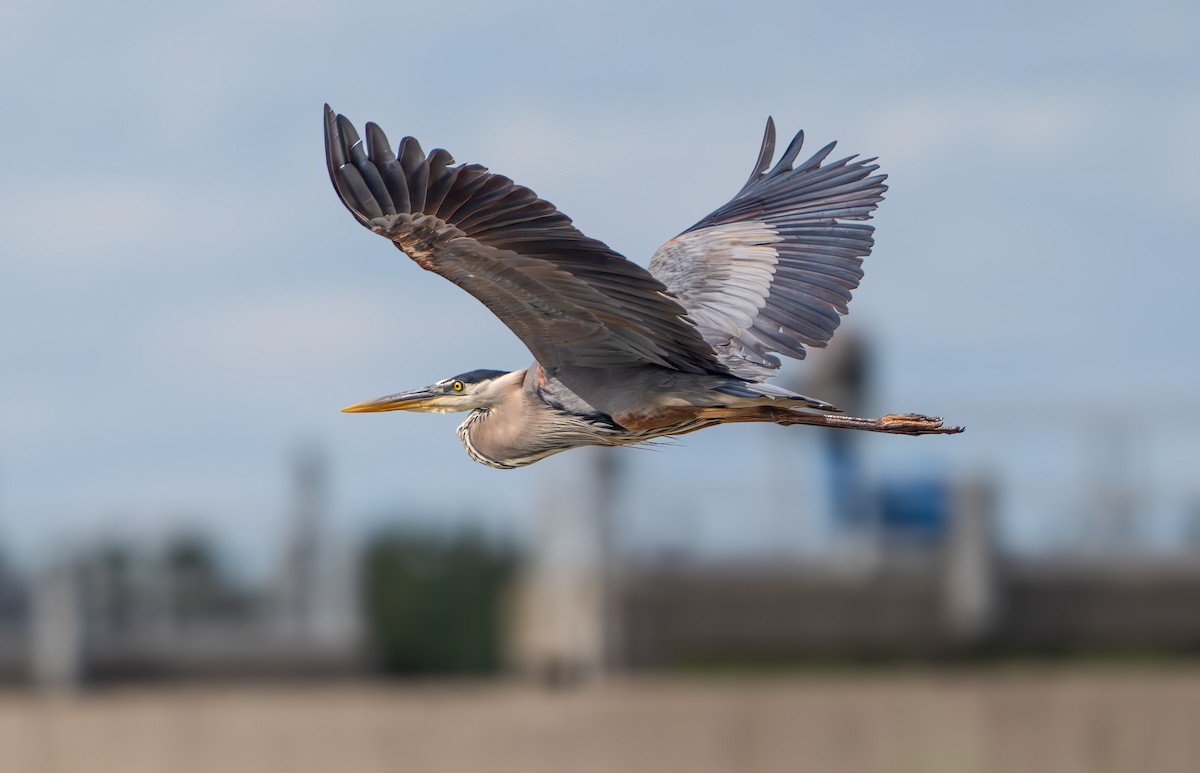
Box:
325 106 961 469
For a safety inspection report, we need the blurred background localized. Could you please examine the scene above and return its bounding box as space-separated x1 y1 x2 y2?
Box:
2 0 1200 770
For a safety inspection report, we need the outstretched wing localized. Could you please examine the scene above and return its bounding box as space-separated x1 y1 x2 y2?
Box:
324 106 725 376
648 118 887 381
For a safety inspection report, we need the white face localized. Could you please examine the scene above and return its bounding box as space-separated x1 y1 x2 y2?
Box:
419 377 485 413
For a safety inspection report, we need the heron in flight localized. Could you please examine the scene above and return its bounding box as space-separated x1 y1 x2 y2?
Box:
325 106 961 469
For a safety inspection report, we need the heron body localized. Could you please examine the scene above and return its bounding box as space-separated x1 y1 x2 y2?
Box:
325 106 961 468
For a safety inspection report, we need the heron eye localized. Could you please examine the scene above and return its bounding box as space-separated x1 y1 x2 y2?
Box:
452 381 464 392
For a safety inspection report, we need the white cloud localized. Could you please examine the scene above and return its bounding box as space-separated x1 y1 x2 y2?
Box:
1 179 175 270
0 0 46 65
1116 1 1198 64
1160 100 1200 208
868 90 1097 170
191 293 395 376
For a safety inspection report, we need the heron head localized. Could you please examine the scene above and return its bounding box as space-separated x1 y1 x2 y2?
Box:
341 369 512 414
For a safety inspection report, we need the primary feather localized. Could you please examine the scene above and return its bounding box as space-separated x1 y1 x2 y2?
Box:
324 106 725 376
648 117 888 380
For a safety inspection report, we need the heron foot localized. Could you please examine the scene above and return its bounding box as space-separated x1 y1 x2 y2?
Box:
878 413 965 435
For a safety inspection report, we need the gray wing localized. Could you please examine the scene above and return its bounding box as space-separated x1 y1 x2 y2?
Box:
325 106 725 376
648 118 887 381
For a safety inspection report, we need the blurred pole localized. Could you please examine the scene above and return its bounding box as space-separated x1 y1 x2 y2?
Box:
30 562 83 691
789 331 873 553
1083 424 1138 554
277 441 325 640
1187 498 1200 553
765 423 819 564
592 447 622 674
512 448 622 685
943 476 998 645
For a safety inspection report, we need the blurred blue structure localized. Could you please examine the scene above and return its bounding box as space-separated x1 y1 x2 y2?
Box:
877 479 949 545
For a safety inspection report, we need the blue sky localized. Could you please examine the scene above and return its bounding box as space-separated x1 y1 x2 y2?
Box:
2 0 1198 564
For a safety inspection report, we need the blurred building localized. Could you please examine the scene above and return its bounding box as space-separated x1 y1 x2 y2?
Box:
512 430 1200 672
2 415 1200 688
0 446 363 688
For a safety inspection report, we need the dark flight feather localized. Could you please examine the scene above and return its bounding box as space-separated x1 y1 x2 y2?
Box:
324 105 725 376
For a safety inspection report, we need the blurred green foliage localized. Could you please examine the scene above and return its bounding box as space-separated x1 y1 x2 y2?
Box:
360 529 516 676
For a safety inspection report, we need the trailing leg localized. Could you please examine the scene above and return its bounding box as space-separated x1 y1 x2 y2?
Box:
776 410 964 435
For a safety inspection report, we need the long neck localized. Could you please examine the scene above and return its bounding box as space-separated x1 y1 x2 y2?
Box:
456 370 536 469
456 370 585 469
457 409 516 469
